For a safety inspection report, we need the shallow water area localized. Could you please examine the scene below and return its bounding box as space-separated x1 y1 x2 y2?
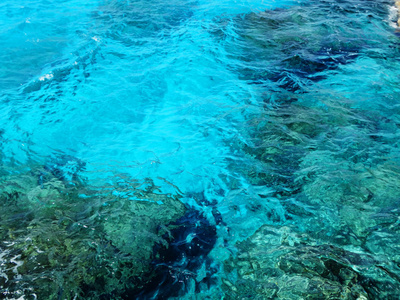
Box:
1 0 400 299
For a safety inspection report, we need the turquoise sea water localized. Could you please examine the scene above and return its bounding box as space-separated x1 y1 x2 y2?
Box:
1 0 400 298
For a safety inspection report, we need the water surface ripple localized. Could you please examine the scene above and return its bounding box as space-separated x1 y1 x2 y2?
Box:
1 0 400 298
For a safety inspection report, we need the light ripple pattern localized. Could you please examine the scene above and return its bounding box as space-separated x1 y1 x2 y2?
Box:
0 0 400 299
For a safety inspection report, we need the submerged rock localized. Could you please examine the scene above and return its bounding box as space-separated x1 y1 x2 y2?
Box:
0 164 187 299
234 89 400 239
227 91 400 298
212 0 392 92
134 209 218 299
222 225 400 299
235 100 347 193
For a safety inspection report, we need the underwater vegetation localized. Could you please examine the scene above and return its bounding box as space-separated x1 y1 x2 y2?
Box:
0 158 217 299
1 0 400 298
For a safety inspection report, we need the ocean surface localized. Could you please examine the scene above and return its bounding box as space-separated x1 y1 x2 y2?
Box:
1 0 400 298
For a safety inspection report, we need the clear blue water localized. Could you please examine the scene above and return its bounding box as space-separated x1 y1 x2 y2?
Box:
1 0 400 298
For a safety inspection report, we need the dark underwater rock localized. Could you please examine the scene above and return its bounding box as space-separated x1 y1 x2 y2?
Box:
132 209 217 299
212 0 392 92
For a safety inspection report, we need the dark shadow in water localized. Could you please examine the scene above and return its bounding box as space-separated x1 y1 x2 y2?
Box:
130 209 217 299
212 0 393 92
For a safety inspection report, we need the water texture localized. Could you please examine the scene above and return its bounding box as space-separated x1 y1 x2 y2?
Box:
1 0 400 298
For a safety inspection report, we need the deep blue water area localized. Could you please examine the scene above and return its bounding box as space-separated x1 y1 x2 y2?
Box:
1 0 400 299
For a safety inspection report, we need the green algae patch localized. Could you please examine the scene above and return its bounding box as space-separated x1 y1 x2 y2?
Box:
0 165 185 299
